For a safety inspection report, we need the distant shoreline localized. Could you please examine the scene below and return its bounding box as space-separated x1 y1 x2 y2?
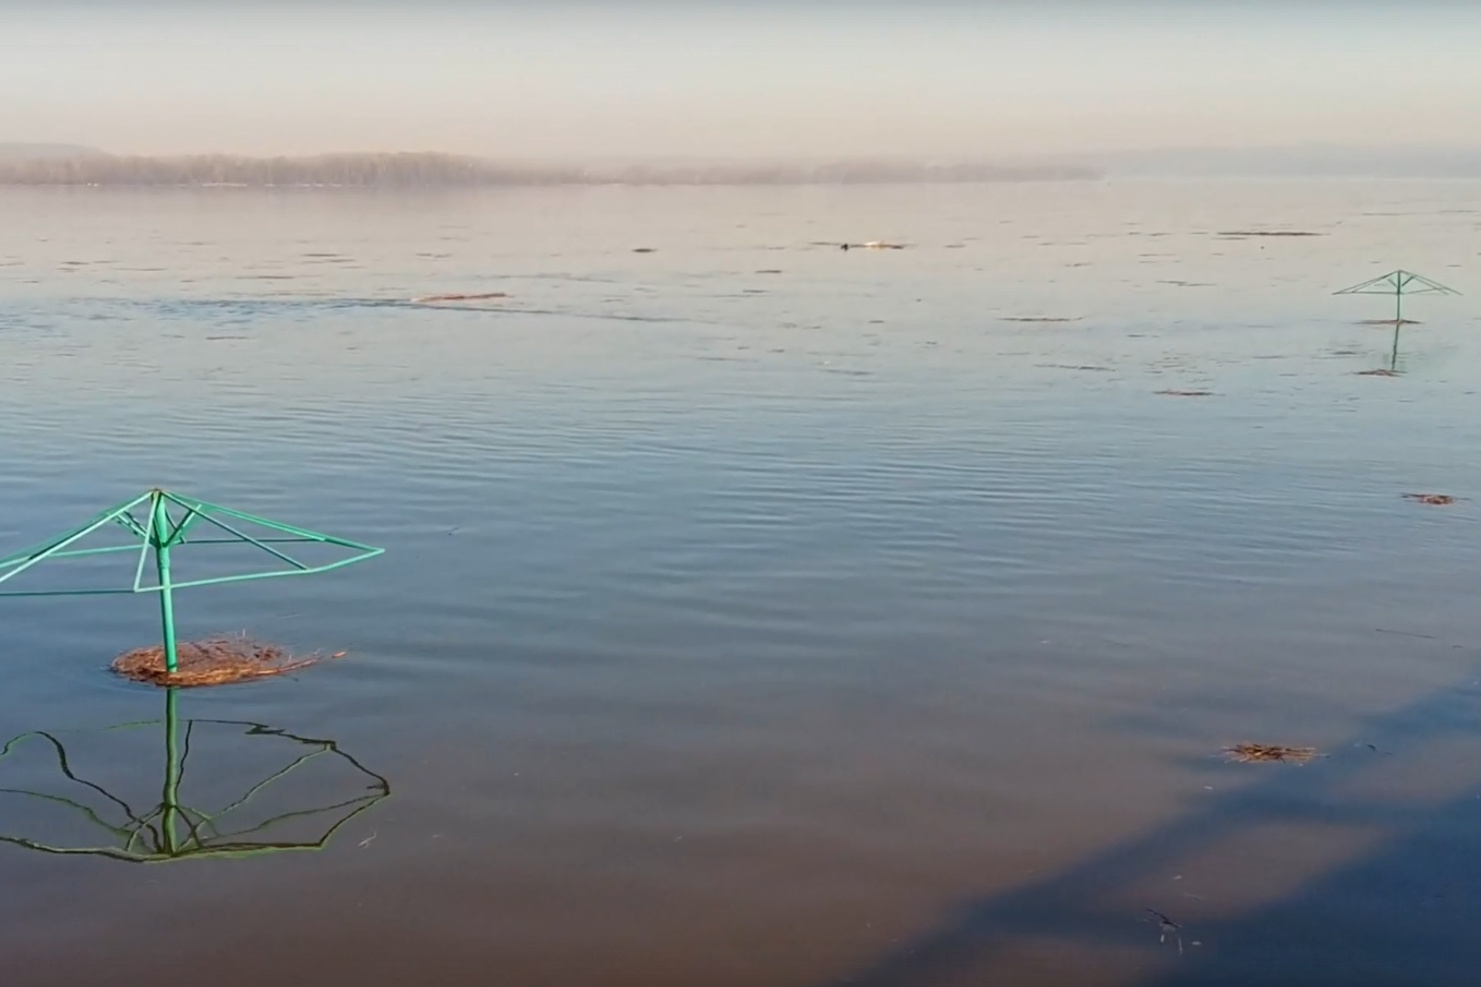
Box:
0 151 1100 187
7 145 1477 185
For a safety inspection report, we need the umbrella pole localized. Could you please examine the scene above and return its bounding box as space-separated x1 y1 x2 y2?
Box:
162 688 182 856
150 493 179 674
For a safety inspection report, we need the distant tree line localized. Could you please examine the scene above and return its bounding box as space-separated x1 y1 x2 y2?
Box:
0 152 1099 187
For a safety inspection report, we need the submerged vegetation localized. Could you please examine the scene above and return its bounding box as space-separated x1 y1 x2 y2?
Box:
0 151 1100 187
1223 743 1320 764
1403 493 1458 506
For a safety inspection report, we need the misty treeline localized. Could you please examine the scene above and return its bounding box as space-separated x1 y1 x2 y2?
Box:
0 152 1097 187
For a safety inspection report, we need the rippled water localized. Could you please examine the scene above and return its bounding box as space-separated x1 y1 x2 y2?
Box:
2 181 1480 986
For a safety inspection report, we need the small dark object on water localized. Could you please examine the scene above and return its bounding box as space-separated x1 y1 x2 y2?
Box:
1216 230 1323 237
1145 908 1184 954
1223 742 1319 764
1375 627 1439 640
1157 389 1212 397
632 248 657 254
112 636 324 688
1355 368 1400 377
1403 493 1458 506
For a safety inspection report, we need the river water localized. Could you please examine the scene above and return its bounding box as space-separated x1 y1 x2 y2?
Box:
1 181 1479 986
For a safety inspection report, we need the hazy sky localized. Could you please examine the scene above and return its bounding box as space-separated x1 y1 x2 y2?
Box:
3 2 1480 159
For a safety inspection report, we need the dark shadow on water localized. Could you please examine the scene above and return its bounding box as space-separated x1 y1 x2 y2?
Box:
0 688 389 862
820 663 1481 987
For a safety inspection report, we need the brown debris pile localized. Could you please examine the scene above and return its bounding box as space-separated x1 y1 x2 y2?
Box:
1403 493 1457 506
1223 743 1319 764
112 636 330 688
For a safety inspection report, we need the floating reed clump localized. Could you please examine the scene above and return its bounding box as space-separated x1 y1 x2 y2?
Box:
1223 743 1319 764
112 635 331 688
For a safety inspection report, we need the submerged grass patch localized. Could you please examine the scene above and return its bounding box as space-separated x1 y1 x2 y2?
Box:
410 292 510 304
1403 493 1458 506
1223 742 1320 764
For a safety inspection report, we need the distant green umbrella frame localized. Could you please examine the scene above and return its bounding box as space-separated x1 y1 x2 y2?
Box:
1335 270 1461 370
0 489 383 674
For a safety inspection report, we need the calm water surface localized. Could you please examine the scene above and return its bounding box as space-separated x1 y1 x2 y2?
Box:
1 182 1480 986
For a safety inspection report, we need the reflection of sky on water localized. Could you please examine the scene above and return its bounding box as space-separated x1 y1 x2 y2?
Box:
1 181 1481 985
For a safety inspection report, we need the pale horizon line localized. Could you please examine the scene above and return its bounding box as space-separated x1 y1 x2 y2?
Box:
5 142 1481 187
